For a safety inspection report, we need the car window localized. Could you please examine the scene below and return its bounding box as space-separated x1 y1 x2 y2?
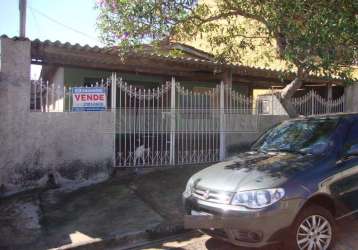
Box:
330 173 358 196
252 118 339 155
343 120 358 153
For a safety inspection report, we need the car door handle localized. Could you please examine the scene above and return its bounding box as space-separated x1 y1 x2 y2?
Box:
339 186 358 196
336 155 356 164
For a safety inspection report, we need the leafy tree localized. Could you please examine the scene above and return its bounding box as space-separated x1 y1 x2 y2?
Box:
96 0 357 117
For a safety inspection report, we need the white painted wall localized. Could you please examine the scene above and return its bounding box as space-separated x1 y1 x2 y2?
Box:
0 38 114 195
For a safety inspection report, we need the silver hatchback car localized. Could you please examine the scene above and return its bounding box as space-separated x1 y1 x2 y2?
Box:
183 114 358 249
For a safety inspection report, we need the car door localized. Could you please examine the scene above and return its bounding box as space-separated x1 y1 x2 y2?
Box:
330 119 358 219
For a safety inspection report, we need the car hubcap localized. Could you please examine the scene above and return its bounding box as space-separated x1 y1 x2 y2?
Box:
296 215 332 250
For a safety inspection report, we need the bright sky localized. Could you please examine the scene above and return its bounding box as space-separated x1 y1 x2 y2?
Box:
0 0 102 79
0 0 102 45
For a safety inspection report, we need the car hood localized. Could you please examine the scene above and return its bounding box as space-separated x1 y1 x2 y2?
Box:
191 151 316 192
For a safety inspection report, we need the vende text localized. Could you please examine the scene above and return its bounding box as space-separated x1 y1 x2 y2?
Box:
74 94 105 101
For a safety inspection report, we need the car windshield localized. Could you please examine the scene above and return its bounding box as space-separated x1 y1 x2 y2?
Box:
252 118 339 155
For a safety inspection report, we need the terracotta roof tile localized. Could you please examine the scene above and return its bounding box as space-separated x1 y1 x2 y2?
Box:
0 34 346 83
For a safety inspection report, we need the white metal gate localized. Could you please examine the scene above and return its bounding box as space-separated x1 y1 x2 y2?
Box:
291 90 345 116
113 76 257 167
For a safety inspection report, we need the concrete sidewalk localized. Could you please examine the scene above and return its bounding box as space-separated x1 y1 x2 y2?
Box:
0 180 163 250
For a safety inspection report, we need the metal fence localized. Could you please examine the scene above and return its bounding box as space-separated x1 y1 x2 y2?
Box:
30 76 346 167
30 77 259 167
30 80 111 112
291 90 345 116
114 78 258 167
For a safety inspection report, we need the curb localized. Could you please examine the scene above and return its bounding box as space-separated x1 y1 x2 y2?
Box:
116 231 199 250
51 230 149 250
51 224 191 250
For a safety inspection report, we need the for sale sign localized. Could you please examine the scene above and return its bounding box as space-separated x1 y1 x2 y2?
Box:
72 87 107 111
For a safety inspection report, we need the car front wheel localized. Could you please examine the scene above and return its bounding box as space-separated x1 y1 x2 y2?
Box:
285 205 336 250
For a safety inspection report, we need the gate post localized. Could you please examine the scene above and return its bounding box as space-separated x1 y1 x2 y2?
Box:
219 81 226 161
327 83 332 114
170 77 176 165
111 73 117 167
311 90 314 115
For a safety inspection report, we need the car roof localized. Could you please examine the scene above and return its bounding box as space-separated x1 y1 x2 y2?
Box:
289 112 358 122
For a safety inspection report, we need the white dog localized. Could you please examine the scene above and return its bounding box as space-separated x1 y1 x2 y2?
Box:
134 145 150 166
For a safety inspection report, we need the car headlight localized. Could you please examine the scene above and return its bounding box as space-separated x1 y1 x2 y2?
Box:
231 188 285 209
183 178 194 198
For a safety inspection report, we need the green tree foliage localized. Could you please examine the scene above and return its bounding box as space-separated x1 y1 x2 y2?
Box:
97 0 358 117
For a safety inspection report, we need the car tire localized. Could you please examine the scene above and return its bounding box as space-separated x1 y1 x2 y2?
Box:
284 205 336 250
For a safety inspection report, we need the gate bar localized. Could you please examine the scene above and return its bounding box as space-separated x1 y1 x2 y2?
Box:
170 77 176 165
219 81 226 160
112 73 117 167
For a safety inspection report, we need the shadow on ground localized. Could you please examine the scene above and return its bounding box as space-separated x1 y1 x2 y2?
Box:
0 165 207 250
0 179 163 250
130 165 207 225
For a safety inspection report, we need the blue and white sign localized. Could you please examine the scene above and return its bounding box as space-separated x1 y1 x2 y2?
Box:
72 87 107 111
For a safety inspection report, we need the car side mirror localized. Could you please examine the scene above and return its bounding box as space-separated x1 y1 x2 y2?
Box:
346 144 358 156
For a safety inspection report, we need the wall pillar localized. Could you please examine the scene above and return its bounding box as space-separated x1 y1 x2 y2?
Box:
327 83 332 100
0 37 31 114
0 38 114 195
221 69 232 87
344 84 358 112
51 67 65 111
0 37 31 190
